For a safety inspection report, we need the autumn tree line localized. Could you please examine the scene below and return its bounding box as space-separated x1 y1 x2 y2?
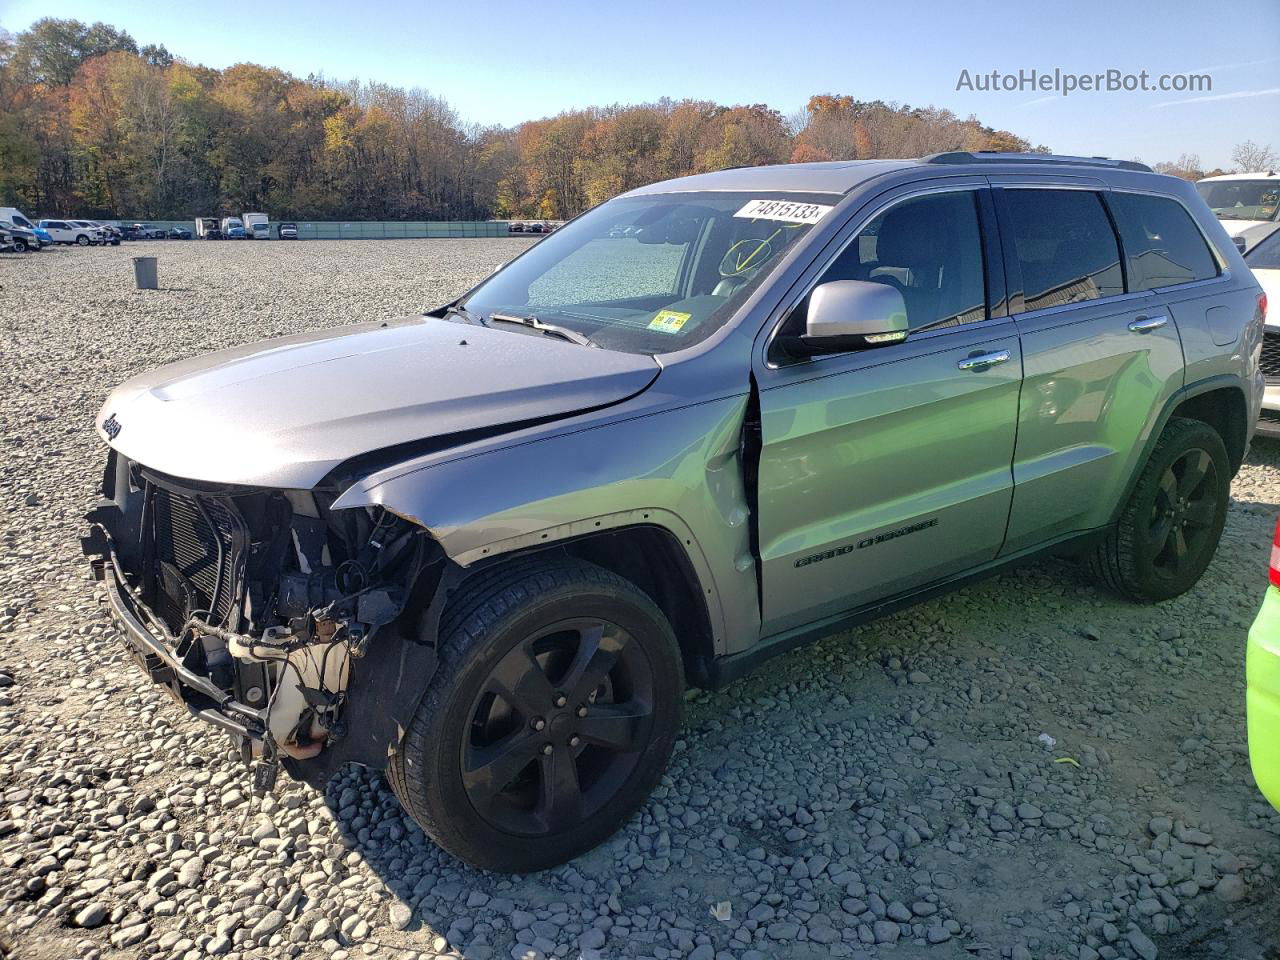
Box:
0 17 1057 222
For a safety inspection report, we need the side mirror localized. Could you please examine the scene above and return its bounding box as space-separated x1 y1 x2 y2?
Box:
1232 235 1247 254
787 279 909 356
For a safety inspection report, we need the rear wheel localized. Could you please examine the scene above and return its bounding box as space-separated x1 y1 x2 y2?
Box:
1091 417 1230 602
388 558 683 872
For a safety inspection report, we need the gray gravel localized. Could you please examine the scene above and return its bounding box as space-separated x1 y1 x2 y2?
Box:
1 239 1279 960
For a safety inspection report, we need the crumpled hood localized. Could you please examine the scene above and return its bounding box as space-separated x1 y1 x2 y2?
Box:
97 316 660 488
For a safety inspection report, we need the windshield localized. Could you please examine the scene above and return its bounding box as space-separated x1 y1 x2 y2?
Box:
1196 180 1280 221
1246 229 1280 270
460 190 839 353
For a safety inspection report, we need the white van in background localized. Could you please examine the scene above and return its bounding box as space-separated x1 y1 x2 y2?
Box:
243 212 269 239
0 207 39 235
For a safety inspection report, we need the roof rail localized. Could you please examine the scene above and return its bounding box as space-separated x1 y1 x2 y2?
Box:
922 151 1153 173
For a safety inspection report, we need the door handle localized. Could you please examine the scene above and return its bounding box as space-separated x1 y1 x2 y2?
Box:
1128 315 1168 334
957 349 1011 371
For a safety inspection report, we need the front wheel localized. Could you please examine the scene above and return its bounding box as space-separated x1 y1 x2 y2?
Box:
1091 417 1230 602
11 239 27 252
388 559 684 873
76 234 90 246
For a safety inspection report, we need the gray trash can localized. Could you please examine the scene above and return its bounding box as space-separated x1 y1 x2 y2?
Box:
132 256 158 290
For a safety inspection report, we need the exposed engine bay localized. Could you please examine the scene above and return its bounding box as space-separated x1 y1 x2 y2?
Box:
83 450 442 784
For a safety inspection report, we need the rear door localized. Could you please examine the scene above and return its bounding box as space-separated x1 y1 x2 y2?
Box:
993 181 1186 553
754 184 1023 636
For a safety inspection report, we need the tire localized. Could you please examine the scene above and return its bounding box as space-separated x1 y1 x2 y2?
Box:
11 239 26 253
1090 417 1230 602
111 239 120 246
76 234 90 246
388 558 684 873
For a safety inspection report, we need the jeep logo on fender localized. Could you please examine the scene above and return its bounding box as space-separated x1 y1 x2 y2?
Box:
101 413 122 440
795 518 938 568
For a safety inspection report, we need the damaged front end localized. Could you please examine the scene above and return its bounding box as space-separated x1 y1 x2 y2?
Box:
82 450 451 789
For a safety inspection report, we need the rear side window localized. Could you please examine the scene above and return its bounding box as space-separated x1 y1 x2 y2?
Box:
1108 193 1218 290
1005 190 1124 311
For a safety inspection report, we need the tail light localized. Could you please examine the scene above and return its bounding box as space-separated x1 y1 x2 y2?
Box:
1270 517 1280 588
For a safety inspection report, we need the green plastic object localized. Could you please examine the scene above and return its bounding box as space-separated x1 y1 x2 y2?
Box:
1248 586 1280 812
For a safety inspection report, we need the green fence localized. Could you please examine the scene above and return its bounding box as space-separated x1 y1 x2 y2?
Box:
102 219 512 239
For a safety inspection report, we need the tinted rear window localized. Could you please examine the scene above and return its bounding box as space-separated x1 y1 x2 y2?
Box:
1005 190 1124 312
1108 193 1218 290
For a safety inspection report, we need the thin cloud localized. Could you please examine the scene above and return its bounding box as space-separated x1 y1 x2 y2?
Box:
1155 87 1280 107
1022 94 1058 107
1186 56 1277 74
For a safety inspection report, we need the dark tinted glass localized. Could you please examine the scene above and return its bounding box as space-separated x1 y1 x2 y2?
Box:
1109 193 1217 290
817 191 987 330
1246 229 1280 270
1006 190 1124 311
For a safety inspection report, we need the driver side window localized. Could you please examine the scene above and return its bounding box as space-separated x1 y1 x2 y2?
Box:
817 191 988 331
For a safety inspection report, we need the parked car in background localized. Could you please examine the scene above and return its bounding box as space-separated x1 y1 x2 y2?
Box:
89 221 122 245
1248 518 1280 812
168 226 192 240
84 153 1262 872
131 223 167 240
221 217 246 239
39 219 100 246
508 221 525 233
243 212 270 239
1196 172 1280 239
0 220 39 252
1247 228 1280 437
119 224 142 240
0 223 12 251
69 220 108 245
195 218 222 240
278 222 298 240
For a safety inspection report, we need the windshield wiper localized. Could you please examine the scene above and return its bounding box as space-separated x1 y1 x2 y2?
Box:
441 303 488 326
489 312 594 347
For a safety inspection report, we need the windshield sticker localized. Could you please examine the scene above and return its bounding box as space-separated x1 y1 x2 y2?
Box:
734 199 833 224
648 310 691 333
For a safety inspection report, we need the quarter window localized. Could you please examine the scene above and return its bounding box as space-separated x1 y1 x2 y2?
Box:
1108 193 1218 290
814 191 988 330
1005 190 1124 311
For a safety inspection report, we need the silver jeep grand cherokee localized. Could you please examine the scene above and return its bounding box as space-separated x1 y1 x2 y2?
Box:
84 152 1265 872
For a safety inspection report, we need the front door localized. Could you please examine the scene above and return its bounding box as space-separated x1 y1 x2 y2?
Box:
754 187 1022 636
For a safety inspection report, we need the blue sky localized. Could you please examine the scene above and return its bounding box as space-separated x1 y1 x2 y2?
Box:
2 0 1278 169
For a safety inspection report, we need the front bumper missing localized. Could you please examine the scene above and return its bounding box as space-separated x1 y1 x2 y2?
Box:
82 520 268 744
83 507 450 788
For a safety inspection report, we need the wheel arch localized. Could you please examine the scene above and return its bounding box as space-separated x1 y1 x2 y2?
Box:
1169 381 1249 474
463 523 719 687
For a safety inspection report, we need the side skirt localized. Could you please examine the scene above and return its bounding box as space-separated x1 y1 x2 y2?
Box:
705 527 1107 690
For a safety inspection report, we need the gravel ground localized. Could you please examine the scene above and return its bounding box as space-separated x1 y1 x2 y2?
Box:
1 239 1278 960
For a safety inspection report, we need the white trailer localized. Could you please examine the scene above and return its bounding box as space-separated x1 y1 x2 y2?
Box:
194 217 221 239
